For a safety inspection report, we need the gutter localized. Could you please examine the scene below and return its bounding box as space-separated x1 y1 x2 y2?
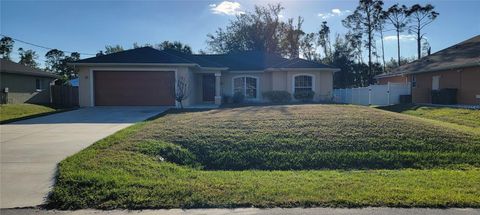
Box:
265 67 341 72
69 62 199 67
375 61 480 79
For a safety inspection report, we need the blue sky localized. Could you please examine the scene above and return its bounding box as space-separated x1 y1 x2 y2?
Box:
1 0 479 67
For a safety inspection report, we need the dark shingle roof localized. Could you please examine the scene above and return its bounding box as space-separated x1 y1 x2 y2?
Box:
0 59 59 78
376 35 480 78
73 47 337 71
74 47 196 65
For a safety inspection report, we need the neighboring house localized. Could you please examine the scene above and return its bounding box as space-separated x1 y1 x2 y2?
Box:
71 47 339 107
0 59 59 104
375 35 480 105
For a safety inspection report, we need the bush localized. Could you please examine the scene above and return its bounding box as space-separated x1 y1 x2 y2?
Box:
222 95 232 104
294 90 315 102
232 92 245 104
136 140 200 167
263 91 292 103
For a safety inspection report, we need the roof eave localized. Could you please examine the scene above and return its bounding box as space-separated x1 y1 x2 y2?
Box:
266 67 340 72
69 62 199 67
375 62 480 79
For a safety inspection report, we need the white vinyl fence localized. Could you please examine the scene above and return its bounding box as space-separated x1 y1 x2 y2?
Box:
334 82 411 106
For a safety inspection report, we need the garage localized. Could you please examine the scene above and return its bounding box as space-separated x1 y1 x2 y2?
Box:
94 71 175 106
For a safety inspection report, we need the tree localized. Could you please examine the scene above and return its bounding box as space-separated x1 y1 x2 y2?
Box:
207 4 284 54
376 10 387 72
382 4 409 66
299 33 318 61
45 49 65 72
343 0 384 85
156 41 192 54
318 21 332 60
104 45 124 54
175 76 190 109
0 37 14 60
280 16 305 58
18 48 38 68
407 4 439 59
45 49 80 84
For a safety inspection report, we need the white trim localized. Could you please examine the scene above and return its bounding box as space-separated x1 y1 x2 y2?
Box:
88 67 178 107
229 70 264 74
292 73 316 95
231 75 260 100
89 70 93 106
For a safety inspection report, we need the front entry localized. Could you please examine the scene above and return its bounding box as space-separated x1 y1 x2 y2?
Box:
202 74 216 102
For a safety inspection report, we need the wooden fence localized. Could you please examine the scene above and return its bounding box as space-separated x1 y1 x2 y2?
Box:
51 85 79 107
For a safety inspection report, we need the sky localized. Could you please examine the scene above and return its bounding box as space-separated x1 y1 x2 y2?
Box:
1 0 479 67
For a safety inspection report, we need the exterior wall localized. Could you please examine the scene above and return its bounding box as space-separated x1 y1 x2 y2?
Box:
377 75 409 85
221 70 333 102
0 73 54 104
411 66 480 104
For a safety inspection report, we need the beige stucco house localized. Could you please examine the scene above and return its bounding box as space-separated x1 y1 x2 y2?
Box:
0 59 59 104
71 47 339 107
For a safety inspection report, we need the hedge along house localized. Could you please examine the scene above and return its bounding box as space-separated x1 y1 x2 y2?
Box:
0 59 59 104
71 47 339 107
375 35 480 105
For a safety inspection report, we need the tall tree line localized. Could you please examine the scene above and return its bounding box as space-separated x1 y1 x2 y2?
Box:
206 1 438 87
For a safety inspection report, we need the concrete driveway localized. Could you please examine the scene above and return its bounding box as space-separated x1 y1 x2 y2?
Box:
0 107 169 209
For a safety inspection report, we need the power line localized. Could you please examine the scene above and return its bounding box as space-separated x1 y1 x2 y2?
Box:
0 34 96 56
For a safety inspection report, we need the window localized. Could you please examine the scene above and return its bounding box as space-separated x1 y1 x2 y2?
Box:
412 75 416 87
294 75 313 93
432 76 440 90
35 79 41 90
233 76 257 99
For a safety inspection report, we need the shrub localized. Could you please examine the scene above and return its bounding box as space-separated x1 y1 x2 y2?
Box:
294 90 315 102
232 92 245 103
136 140 200 167
222 95 232 104
263 91 292 103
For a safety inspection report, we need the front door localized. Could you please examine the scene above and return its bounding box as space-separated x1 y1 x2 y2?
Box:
202 74 215 102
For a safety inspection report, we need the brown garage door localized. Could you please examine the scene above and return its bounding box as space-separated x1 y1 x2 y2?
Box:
94 71 175 106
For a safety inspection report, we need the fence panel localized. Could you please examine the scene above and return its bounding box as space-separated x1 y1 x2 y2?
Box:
333 82 411 106
51 85 79 107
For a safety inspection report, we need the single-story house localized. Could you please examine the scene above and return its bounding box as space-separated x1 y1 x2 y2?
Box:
375 35 480 105
71 47 339 107
0 59 59 104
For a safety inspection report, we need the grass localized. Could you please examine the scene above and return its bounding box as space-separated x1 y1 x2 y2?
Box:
0 103 56 123
378 104 480 128
48 105 480 209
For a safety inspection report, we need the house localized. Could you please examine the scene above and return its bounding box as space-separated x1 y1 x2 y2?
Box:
71 47 339 107
375 35 480 105
0 59 59 104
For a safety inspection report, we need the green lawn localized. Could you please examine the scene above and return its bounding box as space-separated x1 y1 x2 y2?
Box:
0 103 56 123
48 105 480 209
378 104 480 128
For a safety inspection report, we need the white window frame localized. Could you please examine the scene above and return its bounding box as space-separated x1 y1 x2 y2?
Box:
292 74 315 94
231 75 259 100
432 75 440 91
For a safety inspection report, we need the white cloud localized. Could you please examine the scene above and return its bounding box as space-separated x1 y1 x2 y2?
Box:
210 1 244 16
318 9 351 19
384 34 417 41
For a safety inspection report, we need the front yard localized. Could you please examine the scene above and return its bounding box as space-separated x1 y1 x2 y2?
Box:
0 104 56 123
48 105 480 209
378 104 480 129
